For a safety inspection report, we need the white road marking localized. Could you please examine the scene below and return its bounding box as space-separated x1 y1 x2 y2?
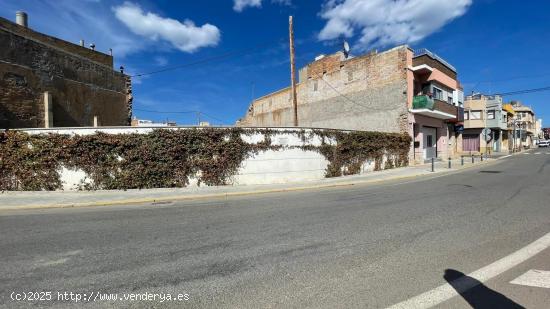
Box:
535 152 542 155
386 232 550 309
36 257 69 267
510 270 550 288
499 155 512 159
523 153 530 155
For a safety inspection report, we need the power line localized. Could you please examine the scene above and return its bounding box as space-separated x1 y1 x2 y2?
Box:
316 75 370 110
130 38 286 78
465 72 550 86
198 111 225 124
133 108 196 114
493 86 550 97
133 108 227 124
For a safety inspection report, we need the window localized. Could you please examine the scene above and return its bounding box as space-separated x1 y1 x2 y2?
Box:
448 96 453 104
427 135 433 147
313 80 318 91
432 87 443 100
487 110 495 119
464 111 469 120
471 110 482 120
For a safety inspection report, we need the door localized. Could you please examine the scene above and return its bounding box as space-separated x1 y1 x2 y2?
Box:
493 131 500 152
422 127 437 160
463 134 480 152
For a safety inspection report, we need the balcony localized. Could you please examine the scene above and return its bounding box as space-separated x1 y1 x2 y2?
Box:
486 118 508 130
412 95 460 121
413 48 457 73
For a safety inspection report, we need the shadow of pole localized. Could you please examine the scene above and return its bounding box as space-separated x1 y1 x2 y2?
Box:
444 269 525 308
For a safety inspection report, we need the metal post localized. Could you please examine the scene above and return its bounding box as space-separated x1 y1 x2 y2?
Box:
481 153 483 161
431 157 435 172
461 155 464 166
448 157 451 169
513 119 516 153
471 154 474 164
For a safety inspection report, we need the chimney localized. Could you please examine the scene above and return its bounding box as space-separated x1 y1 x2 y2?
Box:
16 11 28 28
80 40 85 47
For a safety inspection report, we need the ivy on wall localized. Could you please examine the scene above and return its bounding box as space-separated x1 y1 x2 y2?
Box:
311 130 411 177
0 128 411 191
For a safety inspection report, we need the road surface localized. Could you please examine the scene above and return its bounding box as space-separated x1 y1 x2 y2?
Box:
1 150 549 308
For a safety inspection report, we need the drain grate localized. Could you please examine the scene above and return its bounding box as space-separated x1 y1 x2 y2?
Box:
479 170 502 174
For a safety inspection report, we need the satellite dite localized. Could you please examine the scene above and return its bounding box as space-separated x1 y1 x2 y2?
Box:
343 40 350 58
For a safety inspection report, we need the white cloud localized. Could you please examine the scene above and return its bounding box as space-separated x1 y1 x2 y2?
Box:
233 0 292 12
318 0 472 50
234 0 263 12
113 2 220 53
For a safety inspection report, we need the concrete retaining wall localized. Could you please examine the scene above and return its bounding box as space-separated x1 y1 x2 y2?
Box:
21 127 395 191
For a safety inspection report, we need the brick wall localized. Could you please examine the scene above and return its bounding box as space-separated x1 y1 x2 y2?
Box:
237 46 410 133
0 17 130 128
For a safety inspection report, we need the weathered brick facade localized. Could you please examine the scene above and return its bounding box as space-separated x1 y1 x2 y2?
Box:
237 45 465 164
237 46 410 133
0 16 131 128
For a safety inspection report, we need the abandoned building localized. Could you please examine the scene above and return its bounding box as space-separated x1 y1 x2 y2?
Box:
237 46 465 164
0 12 132 129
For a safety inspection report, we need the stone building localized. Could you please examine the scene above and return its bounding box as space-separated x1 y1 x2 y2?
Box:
237 46 465 164
0 12 132 129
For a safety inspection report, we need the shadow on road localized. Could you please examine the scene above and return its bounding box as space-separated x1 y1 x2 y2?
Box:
444 269 525 308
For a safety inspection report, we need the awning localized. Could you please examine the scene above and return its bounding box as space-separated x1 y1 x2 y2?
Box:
502 104 516 115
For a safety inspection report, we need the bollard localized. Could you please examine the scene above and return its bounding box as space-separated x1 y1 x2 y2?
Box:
471 154 474 164
448 157 451 169
431 157 435 172
481 154 484 161
461 155 464 166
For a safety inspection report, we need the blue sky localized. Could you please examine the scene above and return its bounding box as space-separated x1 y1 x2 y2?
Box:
1 0 549 126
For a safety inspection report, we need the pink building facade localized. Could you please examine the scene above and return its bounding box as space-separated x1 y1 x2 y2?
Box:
406 49 465 164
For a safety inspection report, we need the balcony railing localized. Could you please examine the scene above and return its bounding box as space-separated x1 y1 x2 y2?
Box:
413 95 434 109
413 48 457 73
412 95 461 122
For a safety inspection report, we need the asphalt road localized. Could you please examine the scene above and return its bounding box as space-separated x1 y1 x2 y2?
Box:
1 150 549 308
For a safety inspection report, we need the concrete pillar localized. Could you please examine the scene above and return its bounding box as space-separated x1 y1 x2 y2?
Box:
44 92 53 128
93 116 99 127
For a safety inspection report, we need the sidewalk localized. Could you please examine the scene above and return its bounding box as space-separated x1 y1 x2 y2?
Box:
0 155 505 210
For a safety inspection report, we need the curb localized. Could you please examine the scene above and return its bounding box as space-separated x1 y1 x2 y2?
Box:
0 159 502 211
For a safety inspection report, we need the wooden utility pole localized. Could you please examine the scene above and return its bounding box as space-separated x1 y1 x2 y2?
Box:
289 16 298 126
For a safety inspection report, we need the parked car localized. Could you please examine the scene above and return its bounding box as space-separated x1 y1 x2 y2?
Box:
538 140 549 147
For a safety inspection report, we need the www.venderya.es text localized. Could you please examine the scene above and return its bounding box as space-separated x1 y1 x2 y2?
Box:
10 291 190 303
